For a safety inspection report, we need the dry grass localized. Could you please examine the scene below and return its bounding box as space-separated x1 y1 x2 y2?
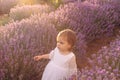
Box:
0 14 11 26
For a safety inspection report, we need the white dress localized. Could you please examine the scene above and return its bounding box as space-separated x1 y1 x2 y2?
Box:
41 47 77 80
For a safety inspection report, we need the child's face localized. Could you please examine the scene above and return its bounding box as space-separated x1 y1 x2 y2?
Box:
57 36 71 52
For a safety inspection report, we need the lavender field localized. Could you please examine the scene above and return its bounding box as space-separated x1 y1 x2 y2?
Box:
0 0 120 80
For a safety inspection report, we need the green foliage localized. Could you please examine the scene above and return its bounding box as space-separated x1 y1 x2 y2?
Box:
0 14 11 26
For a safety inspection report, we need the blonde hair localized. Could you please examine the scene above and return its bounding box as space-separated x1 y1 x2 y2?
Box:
57 29 76 50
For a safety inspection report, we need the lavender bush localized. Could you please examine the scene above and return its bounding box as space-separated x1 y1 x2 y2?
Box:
85 0 113 5
48 1 115 42
69 34 120 80
101 0 120 27
86 0 120 26
0 0 19 14
61 0 79 3
63 0 87 3
10 4 54 21
0 15 57 79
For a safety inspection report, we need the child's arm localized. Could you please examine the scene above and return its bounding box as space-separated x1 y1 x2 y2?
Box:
34 54 49 61
34 48 55 61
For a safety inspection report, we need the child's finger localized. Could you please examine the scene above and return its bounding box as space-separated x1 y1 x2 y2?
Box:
34 56 39 61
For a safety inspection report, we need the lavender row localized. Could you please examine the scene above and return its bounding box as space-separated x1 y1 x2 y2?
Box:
10 4 54 21
69 34 120 80
0 16 57 79
0 0 19 14
51 1 115 41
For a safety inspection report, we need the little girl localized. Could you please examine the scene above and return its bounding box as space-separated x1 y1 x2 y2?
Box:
34 29 77 80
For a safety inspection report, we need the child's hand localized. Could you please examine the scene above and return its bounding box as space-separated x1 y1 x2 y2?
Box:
34 55 43 61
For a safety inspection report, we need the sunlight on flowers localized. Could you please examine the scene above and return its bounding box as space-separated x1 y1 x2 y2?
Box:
18 0 36 5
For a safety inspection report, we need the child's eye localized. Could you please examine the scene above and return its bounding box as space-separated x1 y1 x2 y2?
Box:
60 42 64 44
57 41 64 44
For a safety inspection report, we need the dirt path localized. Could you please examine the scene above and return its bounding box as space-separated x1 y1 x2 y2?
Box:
77 27 119 70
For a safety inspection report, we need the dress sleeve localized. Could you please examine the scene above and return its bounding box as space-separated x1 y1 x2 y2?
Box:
49 50 54 59
69 55 77 76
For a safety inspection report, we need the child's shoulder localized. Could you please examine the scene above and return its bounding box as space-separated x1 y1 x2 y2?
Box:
69 52 76 58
